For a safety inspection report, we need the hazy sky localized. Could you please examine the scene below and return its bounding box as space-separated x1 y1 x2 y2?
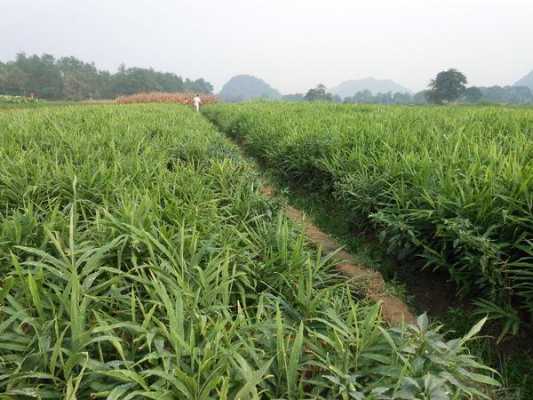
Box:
2 0 533 93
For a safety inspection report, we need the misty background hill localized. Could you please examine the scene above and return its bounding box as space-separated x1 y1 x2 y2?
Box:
514 70 533 91
219 75 281 102
330 77 411 98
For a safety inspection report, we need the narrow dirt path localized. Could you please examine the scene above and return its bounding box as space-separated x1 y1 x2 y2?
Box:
208 126 415 325
259 185 415 326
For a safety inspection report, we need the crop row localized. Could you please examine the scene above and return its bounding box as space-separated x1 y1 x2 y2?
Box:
203 102 533 322
0 104 497 398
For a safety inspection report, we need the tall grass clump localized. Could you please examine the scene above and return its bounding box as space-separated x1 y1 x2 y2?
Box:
0 104 497 398
204 102 533 325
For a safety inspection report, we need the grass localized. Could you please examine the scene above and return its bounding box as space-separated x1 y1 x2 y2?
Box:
0 104 499 398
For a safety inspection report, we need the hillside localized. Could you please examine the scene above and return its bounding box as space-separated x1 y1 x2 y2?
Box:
330 77 411 98
514 70 533 91
219 74 281 102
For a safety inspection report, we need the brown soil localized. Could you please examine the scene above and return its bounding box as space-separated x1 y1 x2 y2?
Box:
261 186 415 326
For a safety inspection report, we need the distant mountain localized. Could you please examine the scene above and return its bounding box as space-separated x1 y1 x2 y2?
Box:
219 75 281 102
514 70 533 91
330 77 411 98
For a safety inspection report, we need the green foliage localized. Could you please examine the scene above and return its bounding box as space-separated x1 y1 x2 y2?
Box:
473 300 521 343
204 102 533 325
0 94 40 104
0 104 497 398
0 53 213 100
343 90 414 105
304 84 335 102
478 86 533 105
440 307 533 399
282 93 305 102
427 69 468 104
463 87 483 103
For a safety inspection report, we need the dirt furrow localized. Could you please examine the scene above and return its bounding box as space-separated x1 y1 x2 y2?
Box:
261 185 415 326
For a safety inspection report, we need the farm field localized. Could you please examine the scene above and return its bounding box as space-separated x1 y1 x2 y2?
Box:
0 104 500 398
203 103 533 329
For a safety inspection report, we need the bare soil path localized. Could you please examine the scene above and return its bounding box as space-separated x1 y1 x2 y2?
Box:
260 185 415 326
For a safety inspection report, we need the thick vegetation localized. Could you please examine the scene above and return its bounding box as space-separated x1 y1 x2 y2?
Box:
0 53 213 100
0 104 497 398
204 102 533 327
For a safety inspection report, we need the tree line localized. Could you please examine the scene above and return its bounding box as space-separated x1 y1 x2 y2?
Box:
0 53 213 100
291 69 533 105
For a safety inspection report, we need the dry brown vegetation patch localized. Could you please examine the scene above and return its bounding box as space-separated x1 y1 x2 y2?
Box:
116 92 217 105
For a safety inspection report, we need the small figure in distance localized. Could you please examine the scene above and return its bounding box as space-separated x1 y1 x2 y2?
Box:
193 94 202 112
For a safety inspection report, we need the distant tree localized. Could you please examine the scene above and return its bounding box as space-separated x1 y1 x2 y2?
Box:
111 66 163 95
97 70 114 99
463 87 483 103
0 64 29 96
413 90 429 104
13 53 63 99
507 86 533 103
110 67 213 97
0 53 213 99
427 68 467 104
304 84 333 101
479 85 533 104
282 93 304 101
183 78 213 94
343 90 413 105
374 92 394 104
354 90 373 103
0 62 6 93
392 92 412 104
57 56 101 99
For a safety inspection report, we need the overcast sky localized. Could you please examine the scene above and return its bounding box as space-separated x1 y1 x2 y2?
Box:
2 0 532 93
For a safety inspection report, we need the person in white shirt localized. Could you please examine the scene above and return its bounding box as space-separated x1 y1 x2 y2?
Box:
193 94 202 112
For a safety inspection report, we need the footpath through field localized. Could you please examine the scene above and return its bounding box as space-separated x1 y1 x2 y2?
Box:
203 118 415 326
201 102 533 398
261 185 415 325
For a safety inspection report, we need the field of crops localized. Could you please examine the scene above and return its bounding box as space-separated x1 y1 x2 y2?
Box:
204 103 533 324
0 104 499 398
